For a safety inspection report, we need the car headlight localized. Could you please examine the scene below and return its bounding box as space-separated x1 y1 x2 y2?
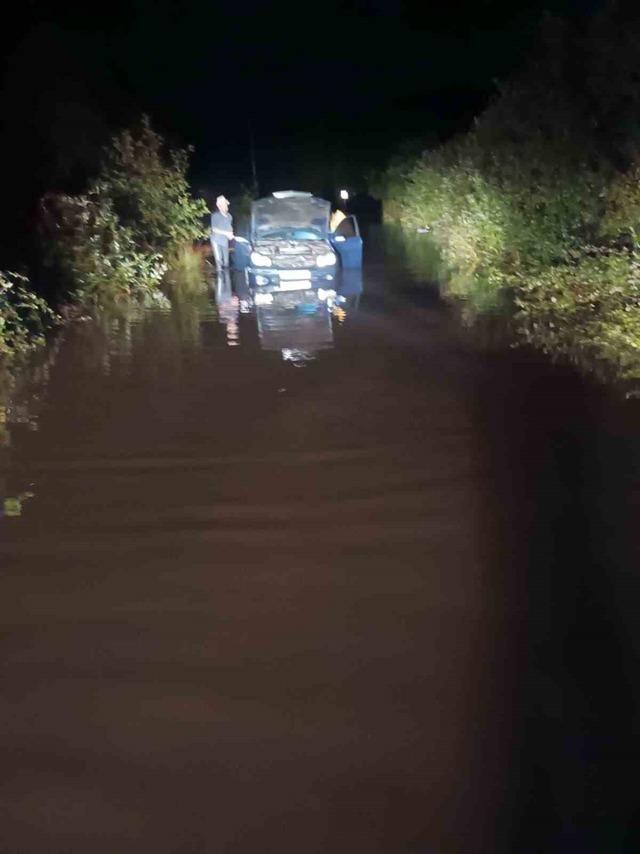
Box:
251 251 272 267
254 292 274 305
316 251 336 268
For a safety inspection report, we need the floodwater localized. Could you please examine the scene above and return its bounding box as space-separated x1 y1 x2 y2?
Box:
2 232 640 852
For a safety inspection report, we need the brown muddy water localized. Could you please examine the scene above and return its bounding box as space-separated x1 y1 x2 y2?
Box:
2 234 640 852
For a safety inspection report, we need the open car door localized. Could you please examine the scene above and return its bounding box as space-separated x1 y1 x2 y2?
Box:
330 215 363 269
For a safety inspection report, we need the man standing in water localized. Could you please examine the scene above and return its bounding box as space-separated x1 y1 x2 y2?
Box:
210 195 234 269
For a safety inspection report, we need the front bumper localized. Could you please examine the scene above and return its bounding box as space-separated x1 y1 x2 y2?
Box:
248 266 337 290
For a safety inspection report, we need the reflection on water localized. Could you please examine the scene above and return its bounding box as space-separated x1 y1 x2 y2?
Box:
1 264 363 518
256 291 333 362
382 223 445 285
386 224 640 391
384 226 514 351
0 344 60 518
1 258 217 522
214 271 241 347
2 239 640 851
212 268 363 364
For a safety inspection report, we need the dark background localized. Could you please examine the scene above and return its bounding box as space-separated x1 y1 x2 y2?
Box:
0 0 600 255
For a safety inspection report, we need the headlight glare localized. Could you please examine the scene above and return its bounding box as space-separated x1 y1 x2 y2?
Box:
316 252 336 268
251 251 272 267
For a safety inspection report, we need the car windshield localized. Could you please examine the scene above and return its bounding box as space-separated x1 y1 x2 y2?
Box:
258 227 324 241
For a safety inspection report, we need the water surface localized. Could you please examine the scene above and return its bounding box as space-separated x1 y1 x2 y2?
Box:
2 235 640 852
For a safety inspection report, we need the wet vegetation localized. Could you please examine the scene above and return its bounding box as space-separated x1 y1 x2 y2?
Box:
40 117 208 310
0 331 62 517
378 2 640 386
0 117 210 510
0 117 207 362
0 254 217 519
0 271 56 360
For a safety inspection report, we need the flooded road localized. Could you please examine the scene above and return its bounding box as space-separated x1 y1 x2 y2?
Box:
2 235 640 852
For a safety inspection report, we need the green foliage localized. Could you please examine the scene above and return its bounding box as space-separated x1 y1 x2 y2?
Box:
99 117 209 257
44 192 168 308
379 3 640 385
42 117 208 310
163 246 208 294
514 246 640 382
2 118 210 407
382 224 445 282
383 127 605 286
0 271 55 360
600 160 640 242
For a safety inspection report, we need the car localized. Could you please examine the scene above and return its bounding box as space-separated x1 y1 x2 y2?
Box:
233 191 362 292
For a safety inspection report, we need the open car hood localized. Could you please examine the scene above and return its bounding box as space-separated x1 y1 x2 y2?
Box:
251 192 331 241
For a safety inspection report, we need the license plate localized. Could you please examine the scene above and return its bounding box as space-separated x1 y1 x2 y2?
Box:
279 269 311 280
277 280 311 291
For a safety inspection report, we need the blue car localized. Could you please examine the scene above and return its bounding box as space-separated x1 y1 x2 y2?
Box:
233 191 362 291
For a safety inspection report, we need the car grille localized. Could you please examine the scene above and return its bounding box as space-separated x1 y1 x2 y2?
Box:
271 254 316 269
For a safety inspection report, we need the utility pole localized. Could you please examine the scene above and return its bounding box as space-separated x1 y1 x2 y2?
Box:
248 119 259 197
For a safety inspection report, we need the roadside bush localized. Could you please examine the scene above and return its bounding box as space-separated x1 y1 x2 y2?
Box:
600 159 640 243
42 117 208 309
99 117 209 258
514 246 640 381
42 191 167 308
383 130 603 287
378 4 640 383
0 271 55 359
384 144 507 281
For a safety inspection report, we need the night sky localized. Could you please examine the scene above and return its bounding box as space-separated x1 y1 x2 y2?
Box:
0 0 598 241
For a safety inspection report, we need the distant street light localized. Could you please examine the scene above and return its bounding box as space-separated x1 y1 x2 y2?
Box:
339 189 349 204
